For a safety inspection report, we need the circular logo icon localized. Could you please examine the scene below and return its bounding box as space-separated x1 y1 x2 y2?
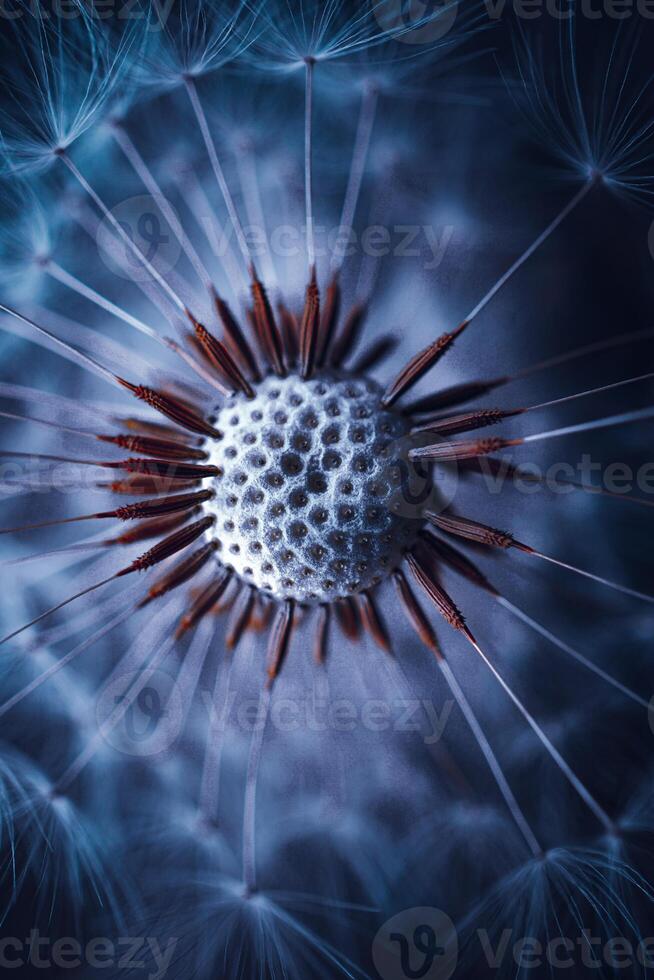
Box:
373 907 458 980
96 194 181 282
95 668 185 758
372 0 459 45
382 432 459 520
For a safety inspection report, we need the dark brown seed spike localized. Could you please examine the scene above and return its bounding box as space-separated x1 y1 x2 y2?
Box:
122 458 221 480
405 552 469 635
277 302 299 368
426 511 519 551
299 270 321 379
139 541 219 607
409 436 520 464
393 570 441 657
97 434 208 461
248 597 274 633
351 335 398 375
116 378 222 438
412 408 524 438
212 586 237 617
122 515 215 575
334 596 362 640
225 586 256 651
329 302 366 367
100 476 202 496
250 270 286 377
176 570 232 638
382 322 468 408
121 417 198 442
189 313 255 398
313 605 331 665
317 275 341 367
111 509 199 545
212 288 261 381
266 600 295 686
357 591 392 654
113 489 214 523
419 532 499 596
405 377 509 416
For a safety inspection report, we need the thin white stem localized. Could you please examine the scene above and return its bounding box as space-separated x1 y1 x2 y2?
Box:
304 58 316 273
330 84 379 275
235 141 278 290
0 408 98 439
242 686 271 894
174 616 215 726
511 327 654 383
45 260 160 341
528 371 654 412
468 637 614 833
54 633 176 793
438 658 542 857
530 551 654 604
1 541 107 568
522 405 654 443
486 464 654 509
0 574 118 646
162 336 232 396
172 165 246 298
59 152 187 313
44 268 227 395
0 383 113 423
464 179 595 325
198 654 233 824
355 163 395 303
498 596 650 709
111 124 215 291
0 305 117 387
23 585 132 652
0 607 133 719
71 197 184 325
184 78 251 268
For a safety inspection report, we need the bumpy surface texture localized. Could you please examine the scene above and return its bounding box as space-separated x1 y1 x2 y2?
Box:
206 372 420 602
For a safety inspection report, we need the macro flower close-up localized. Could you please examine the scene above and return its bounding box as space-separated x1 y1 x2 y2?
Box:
0 1 653 977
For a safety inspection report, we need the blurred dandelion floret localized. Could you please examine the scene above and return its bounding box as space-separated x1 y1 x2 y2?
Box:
0 0 654 974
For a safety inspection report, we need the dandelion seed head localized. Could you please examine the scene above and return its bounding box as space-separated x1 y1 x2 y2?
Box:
0 1 141 174
0 178 54 303
0 0 652 964
134 0 258 90
206 371 419 603
510 17 654 202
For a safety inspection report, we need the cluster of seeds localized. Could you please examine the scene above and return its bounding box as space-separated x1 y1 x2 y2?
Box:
206 372 421 602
